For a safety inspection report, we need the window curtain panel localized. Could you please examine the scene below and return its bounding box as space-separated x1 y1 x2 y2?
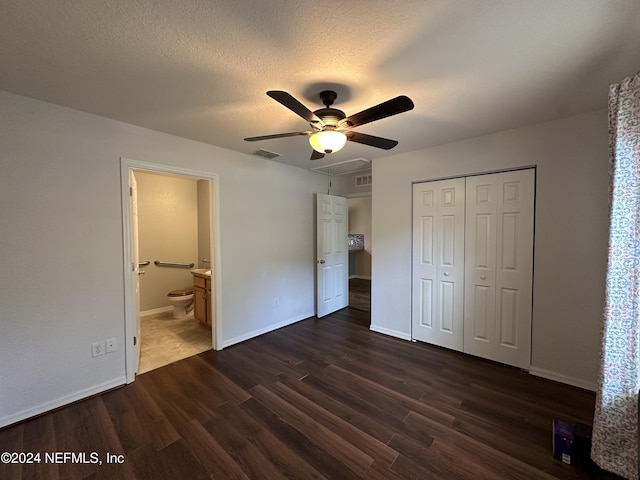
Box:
592 73 640 480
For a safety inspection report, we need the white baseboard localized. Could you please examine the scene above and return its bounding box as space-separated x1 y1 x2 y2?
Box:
369 324 412 341
363 334 598 392
140 306 172 317
528 366 597 391
221 312 314 349
0 376 126 429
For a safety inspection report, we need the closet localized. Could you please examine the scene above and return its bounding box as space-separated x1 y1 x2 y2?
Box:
411 169 534 369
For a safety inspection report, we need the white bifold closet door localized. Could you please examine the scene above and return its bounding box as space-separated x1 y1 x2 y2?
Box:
463 169 534 368
411 178 466 352
412 169 535 369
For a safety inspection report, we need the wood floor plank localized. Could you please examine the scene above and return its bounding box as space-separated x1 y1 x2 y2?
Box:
215 401 326 480
239 397 356 480
404 410 561 479
126 439 210 480
200 412 289 480
102 380 180 451
101 387 155 454
136 362 219 429
249 384 375 477
180 418 250 480
277 373 397 444
0 307 622 479
52 397 125 480
266 380 399 467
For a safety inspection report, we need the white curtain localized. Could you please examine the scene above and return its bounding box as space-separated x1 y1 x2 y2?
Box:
592 73 640 480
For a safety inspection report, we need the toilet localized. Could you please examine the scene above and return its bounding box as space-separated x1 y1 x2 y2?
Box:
167 288 194 319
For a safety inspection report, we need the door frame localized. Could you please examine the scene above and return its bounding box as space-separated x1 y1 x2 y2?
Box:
120 157 222 383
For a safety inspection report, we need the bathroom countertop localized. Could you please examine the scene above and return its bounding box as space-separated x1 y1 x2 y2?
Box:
191 268 211 279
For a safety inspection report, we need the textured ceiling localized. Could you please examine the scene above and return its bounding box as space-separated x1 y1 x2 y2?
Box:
2 0 640 171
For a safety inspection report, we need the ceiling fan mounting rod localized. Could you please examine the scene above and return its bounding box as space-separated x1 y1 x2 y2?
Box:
319 90 338 107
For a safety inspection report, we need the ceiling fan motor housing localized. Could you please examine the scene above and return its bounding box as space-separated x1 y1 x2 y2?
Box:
314 90 346 128
313 108 346 127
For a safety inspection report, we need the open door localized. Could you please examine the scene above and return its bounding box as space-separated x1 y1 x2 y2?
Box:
129 170 141 377
316 193 348 317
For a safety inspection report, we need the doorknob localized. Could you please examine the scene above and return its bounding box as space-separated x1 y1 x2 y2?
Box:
137 271 145 275
317 259 326 264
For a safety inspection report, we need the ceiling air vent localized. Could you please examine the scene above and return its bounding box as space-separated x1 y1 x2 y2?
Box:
355 173 372 187
252 148 281 159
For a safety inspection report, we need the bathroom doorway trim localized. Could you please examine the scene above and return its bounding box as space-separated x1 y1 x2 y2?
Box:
120 157 222 383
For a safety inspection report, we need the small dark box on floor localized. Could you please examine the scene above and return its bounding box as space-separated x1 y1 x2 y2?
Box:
573 422 595 468
552 418 574 464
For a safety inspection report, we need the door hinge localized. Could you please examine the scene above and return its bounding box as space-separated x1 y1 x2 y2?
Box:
133 336 137 346
129 186 133 196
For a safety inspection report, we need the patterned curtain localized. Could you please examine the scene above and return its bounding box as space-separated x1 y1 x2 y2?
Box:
592 73 640 480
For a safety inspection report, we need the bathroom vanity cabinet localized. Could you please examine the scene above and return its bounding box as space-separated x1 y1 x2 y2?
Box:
193 274 211 327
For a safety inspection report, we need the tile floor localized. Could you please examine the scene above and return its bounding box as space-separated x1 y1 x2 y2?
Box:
138 310 212 374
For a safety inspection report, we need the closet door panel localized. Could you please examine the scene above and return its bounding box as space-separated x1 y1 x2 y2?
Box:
464 178 497 360
412 178 465 351
413 184 438 341
494 169 534 368
464 169 534 368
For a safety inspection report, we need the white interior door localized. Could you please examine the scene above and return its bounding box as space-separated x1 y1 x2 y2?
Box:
130 170 141 376
464 169 534 368
316 193 348 318
412 179 466 351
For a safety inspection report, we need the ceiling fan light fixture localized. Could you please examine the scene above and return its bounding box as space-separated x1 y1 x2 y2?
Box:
309 130 347 154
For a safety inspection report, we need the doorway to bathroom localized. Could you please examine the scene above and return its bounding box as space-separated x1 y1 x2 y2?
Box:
121 158 221 383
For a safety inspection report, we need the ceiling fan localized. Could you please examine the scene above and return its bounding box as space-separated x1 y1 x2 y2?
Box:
244 90 414 160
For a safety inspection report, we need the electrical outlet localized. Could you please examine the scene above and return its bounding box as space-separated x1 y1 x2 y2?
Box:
106 338 117 353
91 341 105 357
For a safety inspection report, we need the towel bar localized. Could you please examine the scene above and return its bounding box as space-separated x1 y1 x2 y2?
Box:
154 260 195 268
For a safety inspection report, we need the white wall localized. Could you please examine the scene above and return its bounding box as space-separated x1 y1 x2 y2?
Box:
371 110 609 389
0 91 327 427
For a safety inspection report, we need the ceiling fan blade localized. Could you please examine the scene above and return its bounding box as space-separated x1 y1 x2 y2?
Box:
310 150 325 160
244 131 311 141
343 95 414 128
267 91 323 125
346 131 399 150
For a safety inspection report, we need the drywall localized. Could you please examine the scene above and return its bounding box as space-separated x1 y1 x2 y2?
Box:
0 91 327 427
372 110 609 389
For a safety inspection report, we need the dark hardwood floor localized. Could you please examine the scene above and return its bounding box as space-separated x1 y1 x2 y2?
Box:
0 308 620 479
349 278 371 312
